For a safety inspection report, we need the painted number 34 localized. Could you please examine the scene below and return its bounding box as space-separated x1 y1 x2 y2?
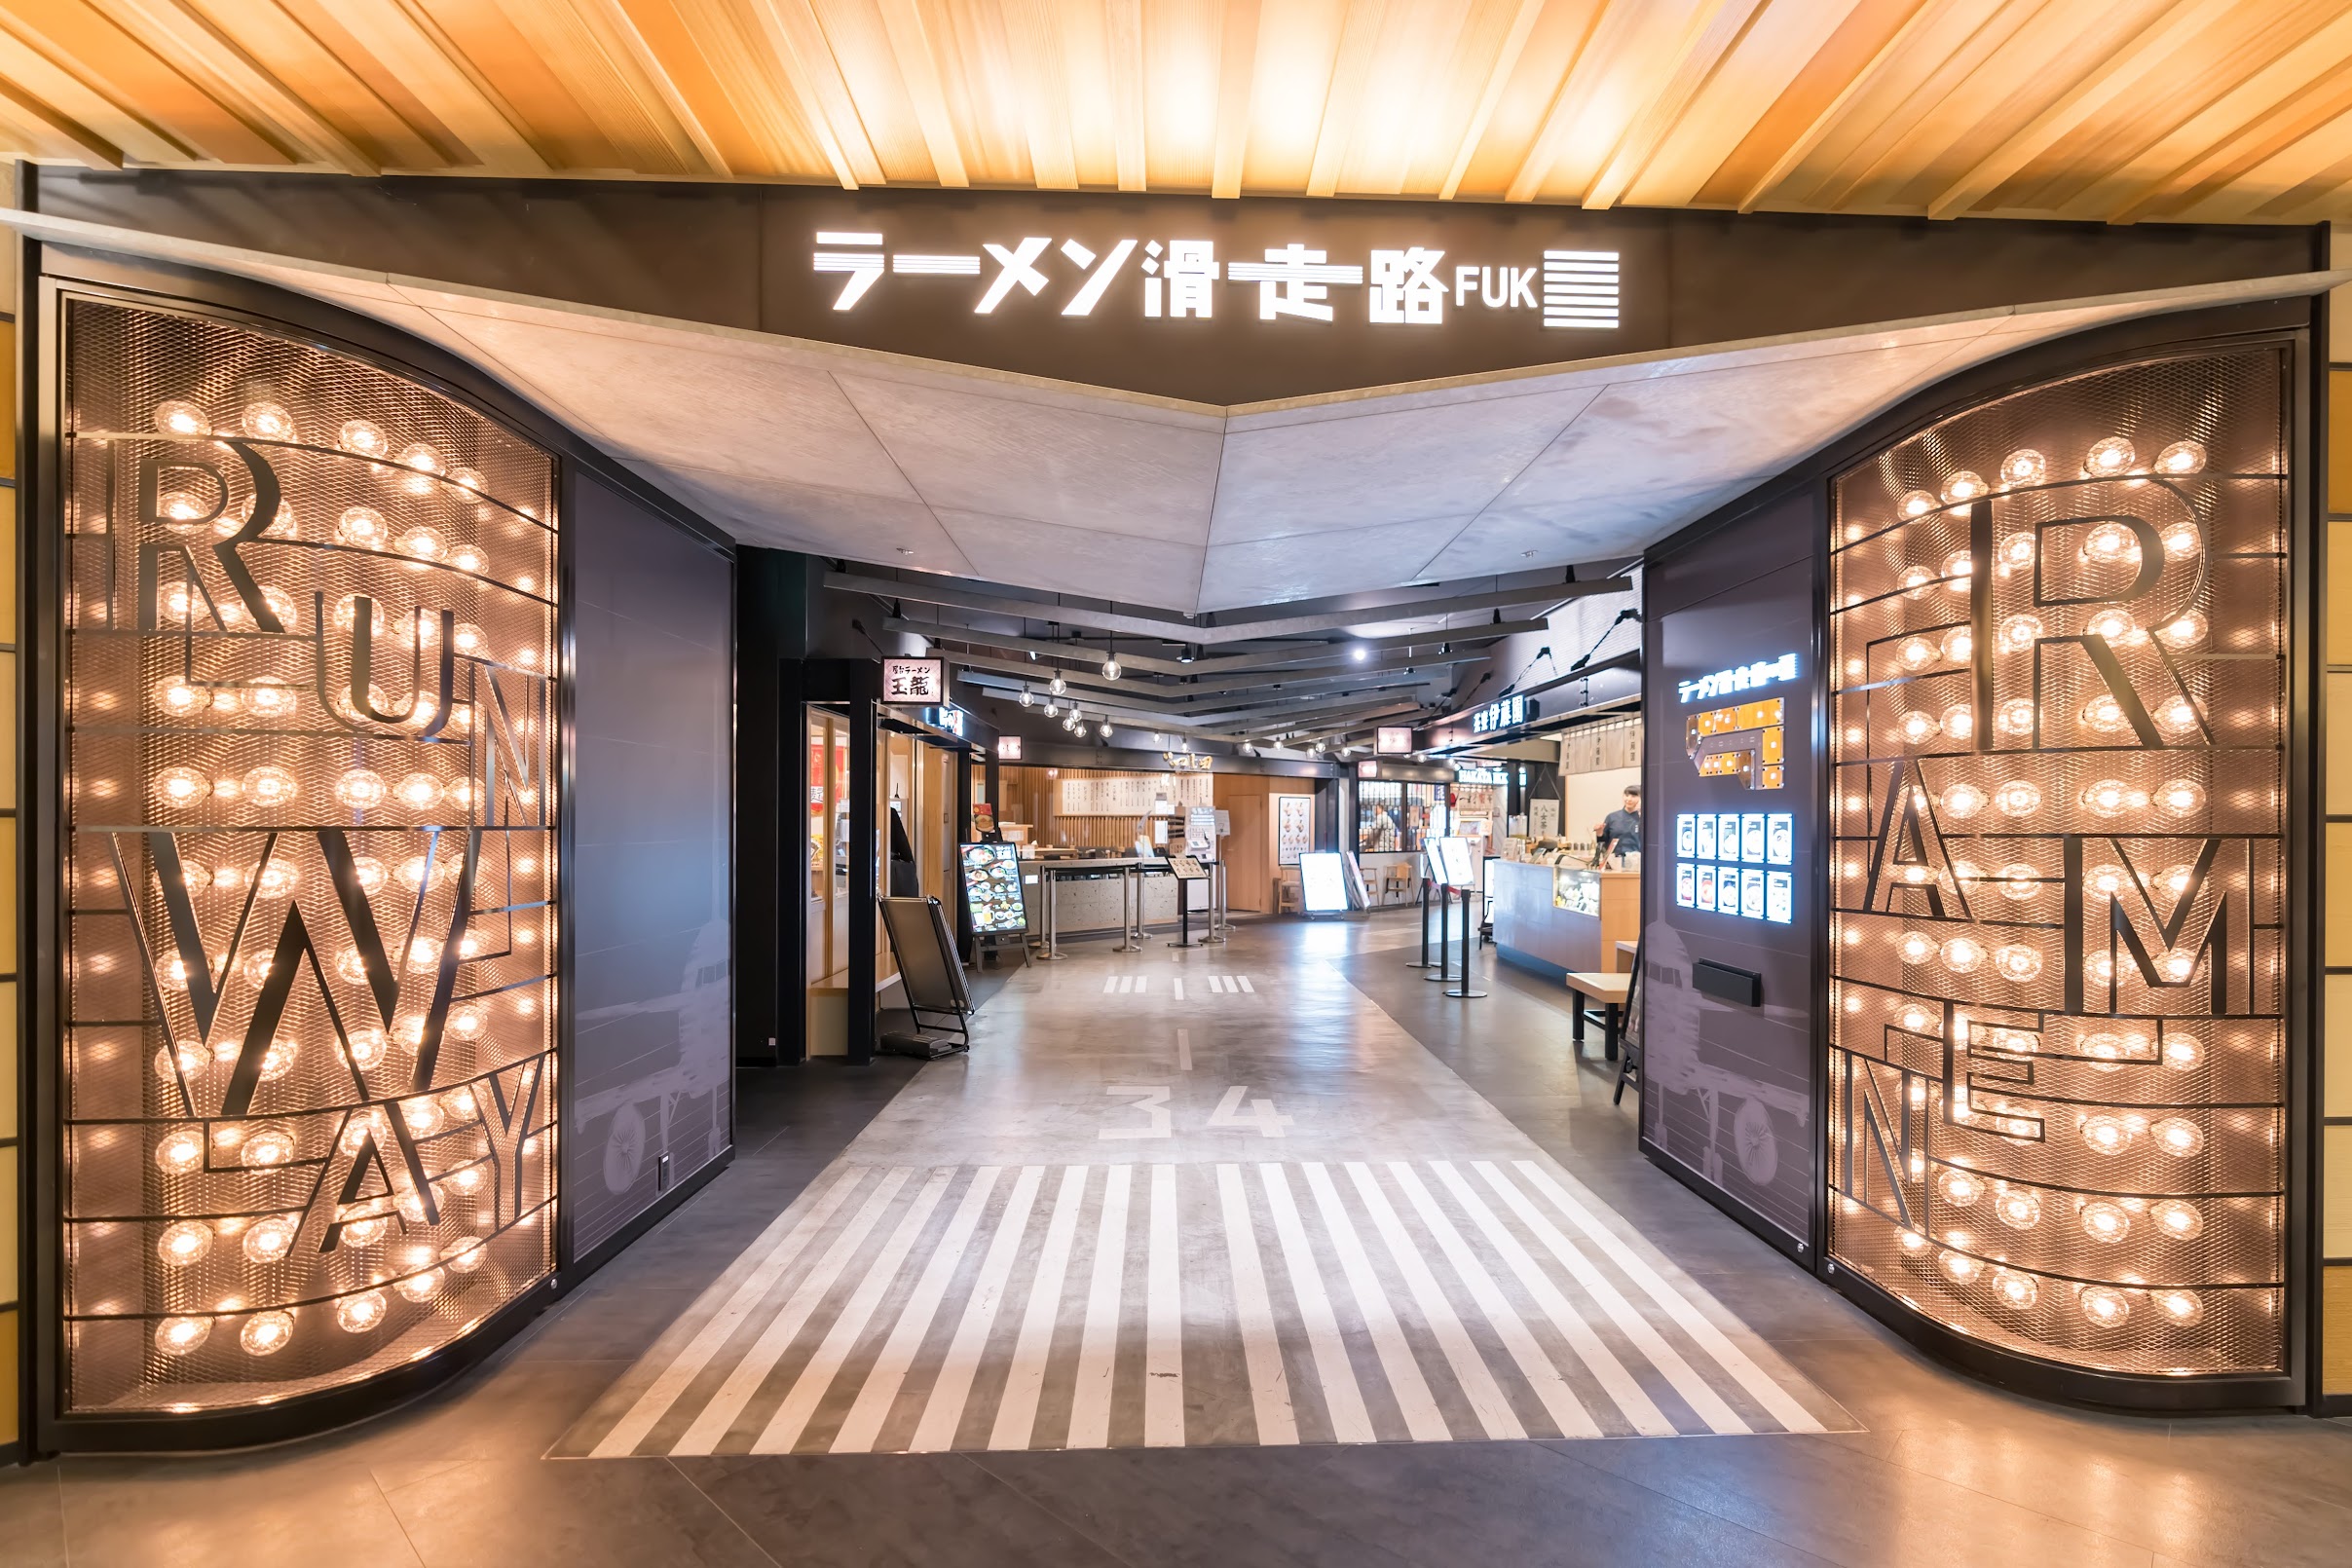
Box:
1101 1085 1291 1139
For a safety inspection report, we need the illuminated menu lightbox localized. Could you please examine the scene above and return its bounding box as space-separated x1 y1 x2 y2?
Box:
1673 810 1795 924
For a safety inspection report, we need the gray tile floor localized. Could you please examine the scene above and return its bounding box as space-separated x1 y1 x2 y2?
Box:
5 913 2349 1566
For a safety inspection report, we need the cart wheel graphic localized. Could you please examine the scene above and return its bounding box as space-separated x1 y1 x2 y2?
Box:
604 1101 648 1192
1732 1097 1779 1185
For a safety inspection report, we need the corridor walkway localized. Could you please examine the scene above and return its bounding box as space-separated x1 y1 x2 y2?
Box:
560 933 1840 1456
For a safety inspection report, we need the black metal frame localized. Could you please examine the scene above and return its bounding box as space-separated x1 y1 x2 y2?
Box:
12 239 736 1452
1644 292 2322 1413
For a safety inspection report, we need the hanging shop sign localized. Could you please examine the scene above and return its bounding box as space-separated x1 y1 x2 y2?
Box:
882 656 946 704
921 702 965 737
1375 726 1415 756
1452 762 1509 785
1469 694 1534 735
996 734 1023 761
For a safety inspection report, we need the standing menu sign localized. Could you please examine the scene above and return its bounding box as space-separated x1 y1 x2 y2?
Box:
960 842 1028 935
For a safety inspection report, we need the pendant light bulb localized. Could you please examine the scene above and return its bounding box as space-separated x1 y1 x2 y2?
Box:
1020 688 1033 707
1101 655 1121 680
1049 674 1066 696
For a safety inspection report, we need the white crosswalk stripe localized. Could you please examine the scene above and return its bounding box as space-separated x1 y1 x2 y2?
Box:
568 1158 1838 1456
1103 974 1257 999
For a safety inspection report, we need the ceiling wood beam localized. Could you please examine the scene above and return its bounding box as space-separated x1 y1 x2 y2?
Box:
99 0 377 173
876 0 968 187
1503 0 1623 203
1211 0 1263 198
1583 0 1773 212
1304 0 1385 198
1926 0 2240 219
747 0 887 186
312 0 549 172
1005 0 1078 188
1736 0 1936 212
1438 0 1547 201
1105 0 1146 190
0 70 118 166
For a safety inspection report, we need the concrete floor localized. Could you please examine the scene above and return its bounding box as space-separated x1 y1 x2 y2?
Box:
5 913 2350 1566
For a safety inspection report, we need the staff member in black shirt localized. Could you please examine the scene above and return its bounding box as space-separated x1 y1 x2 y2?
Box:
1595 785 1642 866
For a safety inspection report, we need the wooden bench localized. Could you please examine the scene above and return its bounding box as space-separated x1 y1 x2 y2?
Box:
1564 970 1632 1062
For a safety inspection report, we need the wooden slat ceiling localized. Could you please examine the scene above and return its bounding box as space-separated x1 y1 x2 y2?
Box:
4 1 2352 224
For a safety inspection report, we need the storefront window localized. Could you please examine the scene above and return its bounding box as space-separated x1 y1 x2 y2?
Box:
1357 781 1444 853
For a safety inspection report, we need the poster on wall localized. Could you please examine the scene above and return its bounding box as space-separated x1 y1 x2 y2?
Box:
961 842 1028 935
1529 799 1559 839
1277 794 1313 865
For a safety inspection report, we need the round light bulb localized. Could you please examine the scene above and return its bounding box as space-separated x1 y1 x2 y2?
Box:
395 773 444 810
451 621 487 655
452 466 486 491
1101 656 1121 680
338 419 389 456
1941 471 1986 504
1937 1168 1982 1206
1897 931 1936 964
1048 675 1066 695
2155 778 2206 817
155 1128 205 1174
398 526 446 561
154 398 212 436
2080 1114 2132 1154
1896 637 1938 670
1897 711 1940 746
243 765 299 807
156 765 211 806
2154 695 2199 732
1940 704 1974 740
241 1310 296 1356
1899 489 1936 518
2000 450 2046 486
246 679 297 720
2079 1287 2131 1327
401 1098 444 1136
2086 436 2136 474
2161 521 2201 559
155 1316 212 1355
1019 689 1033 707
1940 782 1986 819
1898 565 1935 598
1940 936 1985 975
2080 1200 2131 1243
1993 944 2043 982
2152 1116 2204 1157
2085 608 2140 645
1997 614 2043 653
242 1126 297 1167
2162 1033 2201 1071
1994 781 2040 816
257 860 299 900
336 505 390 546
1098 721 1112 738
395 1267 445 1304
2154 439 2206 474
2080 520 2139 564
2155 612 2208 649
2155 1289 2204 1326
336 768 388 811
242 1215 297 1263
342 1215 389 1248
2080 779 2133 818
1938 1250 1980 1284
1998 531 2037 568
242 400 297 440
2079 694 2128 733
442 1237 488 1274
398 441 444 474
154 1041 208 1081
1996 1189 2040 1229
2152 1199 2204 1240
1992 1269 2039 1309
157 1219 214 1266
336 1290 389 1333
1993 697 2036 738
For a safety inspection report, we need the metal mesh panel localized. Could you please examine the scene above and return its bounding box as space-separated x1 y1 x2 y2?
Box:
1825 347 2288 1378
58 299 559 1413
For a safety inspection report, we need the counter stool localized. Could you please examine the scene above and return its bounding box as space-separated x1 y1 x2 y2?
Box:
1563 970 1631 1062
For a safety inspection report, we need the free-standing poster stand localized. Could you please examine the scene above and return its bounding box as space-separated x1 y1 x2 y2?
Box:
1166 854 1209 947
878 895 975 1059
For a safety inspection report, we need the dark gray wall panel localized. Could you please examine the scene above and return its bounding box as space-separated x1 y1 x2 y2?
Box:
1642 493 1819 1251
567 470 734 1257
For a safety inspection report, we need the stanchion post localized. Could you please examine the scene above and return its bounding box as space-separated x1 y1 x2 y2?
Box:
1445 883 1488 998
1407 877 1433 968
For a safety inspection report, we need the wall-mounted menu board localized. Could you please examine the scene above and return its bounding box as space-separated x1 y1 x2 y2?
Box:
1277 794 1313 865
1056 772 1214 817
960 841 1028 935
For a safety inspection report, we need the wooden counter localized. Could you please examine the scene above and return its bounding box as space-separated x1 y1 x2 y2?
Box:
1490 859 1641 978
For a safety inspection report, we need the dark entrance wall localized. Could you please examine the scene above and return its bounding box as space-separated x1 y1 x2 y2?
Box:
28 170 2325 405
1642 488 1821 1259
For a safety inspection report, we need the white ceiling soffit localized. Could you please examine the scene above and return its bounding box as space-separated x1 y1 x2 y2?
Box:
11 210 2341 615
